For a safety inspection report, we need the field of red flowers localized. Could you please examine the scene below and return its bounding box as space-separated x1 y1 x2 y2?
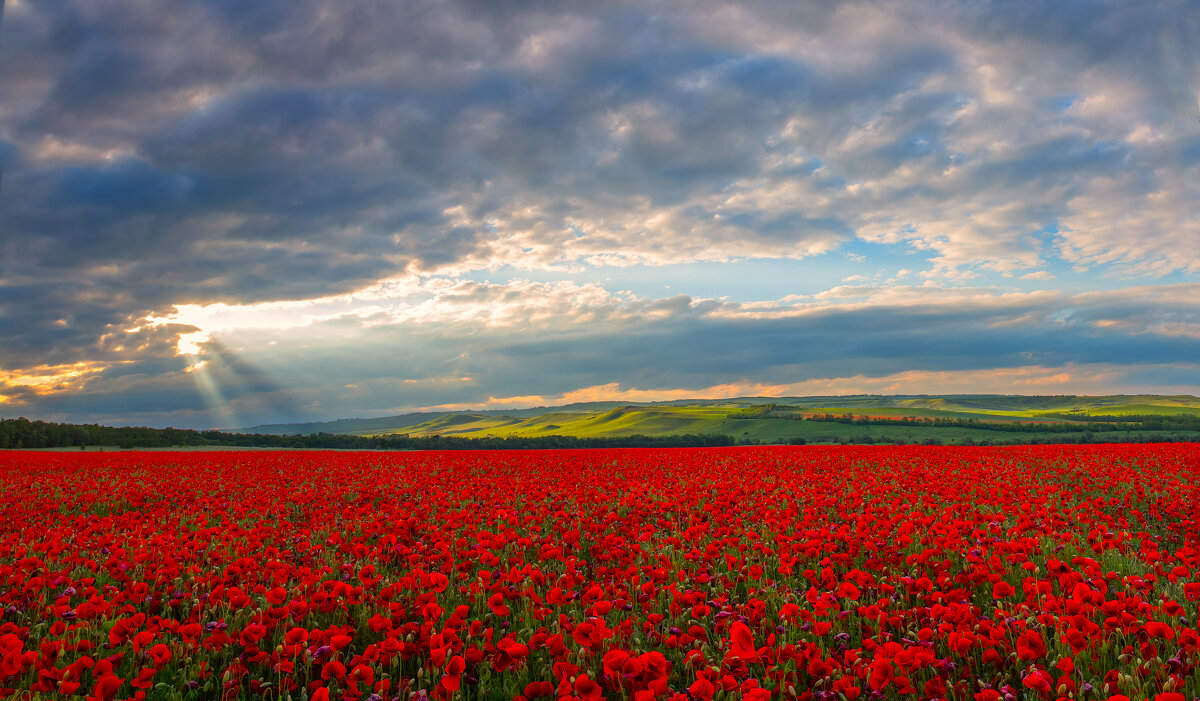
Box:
1 444 1199 701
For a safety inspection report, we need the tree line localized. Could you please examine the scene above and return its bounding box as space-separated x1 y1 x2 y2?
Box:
763 433 1200 446
0 417 735 450
797 412 1200 433
3 414 1196 451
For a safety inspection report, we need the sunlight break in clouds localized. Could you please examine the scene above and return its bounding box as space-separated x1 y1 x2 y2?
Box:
0 362 109 401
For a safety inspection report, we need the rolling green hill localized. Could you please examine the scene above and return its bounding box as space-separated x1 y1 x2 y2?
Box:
235 394 1200 444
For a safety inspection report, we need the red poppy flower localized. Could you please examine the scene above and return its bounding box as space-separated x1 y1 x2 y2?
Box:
728 621 760 663
574 674 604 701
488 592 510 617
444 655 466 692
1016 629 1046 660
868 658 894 691
321 660 346 681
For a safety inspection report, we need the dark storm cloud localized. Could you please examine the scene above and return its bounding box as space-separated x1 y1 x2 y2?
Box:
1 0 830 367
0 139 16 172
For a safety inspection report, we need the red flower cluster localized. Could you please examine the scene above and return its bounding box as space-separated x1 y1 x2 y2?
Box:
0 443 1198 700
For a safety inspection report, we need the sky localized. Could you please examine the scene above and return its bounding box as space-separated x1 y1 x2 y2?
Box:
1 0 1199 429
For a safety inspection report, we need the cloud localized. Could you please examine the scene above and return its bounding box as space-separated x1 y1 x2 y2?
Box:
7 277 1199 427
424 364 1166 411
1 0 1197 424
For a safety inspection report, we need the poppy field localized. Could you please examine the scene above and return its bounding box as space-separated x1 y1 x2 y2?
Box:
2 444 1199 701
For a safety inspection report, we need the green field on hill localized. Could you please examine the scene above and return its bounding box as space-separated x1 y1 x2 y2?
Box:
287 395 1200 445
240 393 1200 438
10 394 1200 450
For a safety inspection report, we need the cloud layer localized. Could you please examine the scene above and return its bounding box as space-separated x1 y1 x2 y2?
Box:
14 278 1200 427
1 0 1197 425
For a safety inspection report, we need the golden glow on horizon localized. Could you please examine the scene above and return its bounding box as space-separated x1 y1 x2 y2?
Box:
418 365 1130 412
0 362 107 390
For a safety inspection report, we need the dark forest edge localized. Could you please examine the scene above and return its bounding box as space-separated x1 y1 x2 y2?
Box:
2 416 1198 450
799 411 1200 432
0 417 734 450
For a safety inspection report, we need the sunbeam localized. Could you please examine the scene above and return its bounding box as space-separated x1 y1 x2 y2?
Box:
181 347 236 430
202 340 303 427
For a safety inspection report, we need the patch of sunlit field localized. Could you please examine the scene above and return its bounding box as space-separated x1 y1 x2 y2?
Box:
2 444 1199 701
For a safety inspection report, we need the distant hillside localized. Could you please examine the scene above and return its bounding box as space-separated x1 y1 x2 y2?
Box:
7 394 1200 449
237 402 637 435
237 394 1200 441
